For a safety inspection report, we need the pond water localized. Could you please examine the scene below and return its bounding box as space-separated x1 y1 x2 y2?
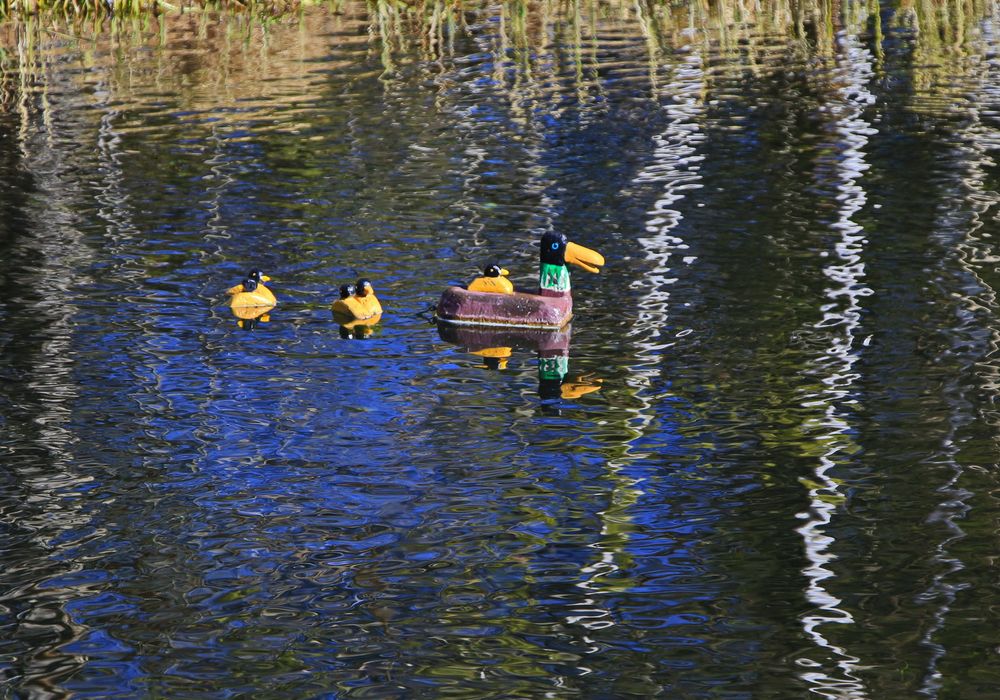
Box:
4 0 1000 696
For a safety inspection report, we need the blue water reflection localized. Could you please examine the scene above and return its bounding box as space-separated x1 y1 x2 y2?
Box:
6 1 1000 697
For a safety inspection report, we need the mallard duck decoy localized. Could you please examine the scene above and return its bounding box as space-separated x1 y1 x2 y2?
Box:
226 269 276 308
436 232 604 329
467 264 514 295
332 278 383 321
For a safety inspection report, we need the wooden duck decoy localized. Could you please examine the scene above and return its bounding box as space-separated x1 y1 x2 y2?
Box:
467 264 514 295
226 269 276 308
436 232 604 329
332 278 383 322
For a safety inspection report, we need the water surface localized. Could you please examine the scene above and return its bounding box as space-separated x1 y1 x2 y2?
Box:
3 1 1000 697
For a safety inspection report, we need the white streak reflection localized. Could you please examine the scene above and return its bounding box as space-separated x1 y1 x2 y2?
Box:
795 30 875 700
914 19 1000 697
631 50 705 339
566 50 706 628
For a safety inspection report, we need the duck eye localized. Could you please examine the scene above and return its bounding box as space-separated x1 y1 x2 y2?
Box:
550 242 560 250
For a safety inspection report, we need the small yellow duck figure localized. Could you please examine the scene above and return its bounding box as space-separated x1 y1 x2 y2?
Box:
226 269 276 308
467 264 514 295
332 278 383 321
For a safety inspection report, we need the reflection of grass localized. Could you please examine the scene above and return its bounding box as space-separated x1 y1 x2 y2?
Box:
0 0 993 153
358 0 995 90
1 0 993 62
0 0 331 20
0 0 975 30
0 0 995 122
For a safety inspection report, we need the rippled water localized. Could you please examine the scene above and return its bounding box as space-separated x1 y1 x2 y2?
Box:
4 1 1000 696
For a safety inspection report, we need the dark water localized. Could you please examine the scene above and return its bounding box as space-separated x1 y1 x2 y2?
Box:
3 1 1000 696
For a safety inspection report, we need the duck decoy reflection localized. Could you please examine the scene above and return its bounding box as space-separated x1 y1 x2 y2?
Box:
437 232 604 329
471 345 513 370
338 317 379 339
226 269 277 308
229 304 274 330
437 322 601 402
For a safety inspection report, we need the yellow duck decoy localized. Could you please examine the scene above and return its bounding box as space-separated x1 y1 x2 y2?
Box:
467 264 514 295
332 278 383 322
226 269 277 308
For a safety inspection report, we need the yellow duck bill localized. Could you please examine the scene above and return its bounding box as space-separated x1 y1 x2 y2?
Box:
563 241 605 274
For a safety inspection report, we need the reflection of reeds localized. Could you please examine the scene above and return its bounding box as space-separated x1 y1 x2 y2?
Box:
0 0 332 20
354 0 996 100
0 0 995 152
2 0 995 67
0 0 994 189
